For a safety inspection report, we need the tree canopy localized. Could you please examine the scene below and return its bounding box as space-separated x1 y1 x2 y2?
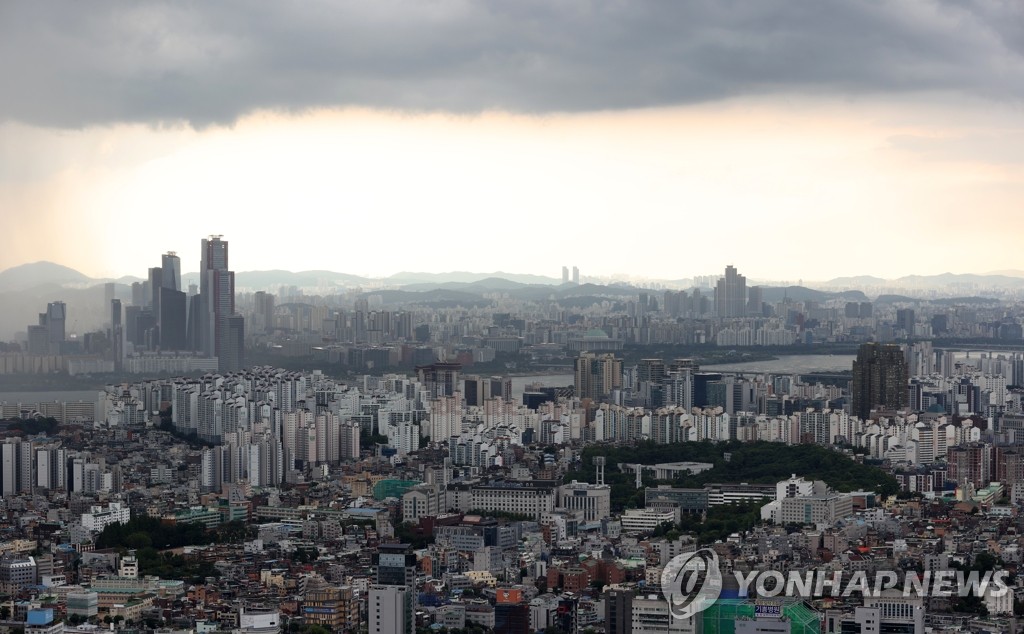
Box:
566 440 898 512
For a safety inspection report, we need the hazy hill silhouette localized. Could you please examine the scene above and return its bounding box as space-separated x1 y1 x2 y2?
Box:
0 261 91 292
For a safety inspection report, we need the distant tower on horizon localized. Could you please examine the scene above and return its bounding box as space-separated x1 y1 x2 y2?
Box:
562 266 569 284
103 283 115 313
27 301 67 355
572 266 579 285
254 291 275 334
896 308 916 336
714 264 747 318
746 285 763 317
46 301 66 348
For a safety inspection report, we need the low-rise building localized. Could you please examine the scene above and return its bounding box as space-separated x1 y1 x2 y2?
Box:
620 509 677 533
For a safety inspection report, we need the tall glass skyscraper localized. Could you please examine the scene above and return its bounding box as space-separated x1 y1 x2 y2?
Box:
158 251 186 350
161 251 181 291
195 236 243 371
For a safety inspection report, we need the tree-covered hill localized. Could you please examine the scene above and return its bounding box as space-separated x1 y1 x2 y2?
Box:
565 440 897 511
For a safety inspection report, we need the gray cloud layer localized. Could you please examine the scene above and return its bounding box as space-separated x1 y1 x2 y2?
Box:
1 0 1022 128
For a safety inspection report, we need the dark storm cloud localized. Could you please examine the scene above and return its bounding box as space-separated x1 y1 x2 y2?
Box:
1 0 1022 128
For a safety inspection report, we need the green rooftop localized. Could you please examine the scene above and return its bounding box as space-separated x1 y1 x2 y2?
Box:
373 479 421 500
703 599 820 634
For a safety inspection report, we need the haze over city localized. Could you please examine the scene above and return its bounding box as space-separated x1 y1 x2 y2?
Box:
2 2 1023 280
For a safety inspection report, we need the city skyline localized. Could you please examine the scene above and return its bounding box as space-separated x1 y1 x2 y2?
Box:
2 3 1023 281
3 5 1024 631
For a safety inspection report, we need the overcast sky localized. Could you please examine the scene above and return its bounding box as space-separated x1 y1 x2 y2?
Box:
1 1 1022 281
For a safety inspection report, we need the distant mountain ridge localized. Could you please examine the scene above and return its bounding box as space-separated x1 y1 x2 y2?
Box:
230 270 371 289
986 269 1024 278
386 270 562 285
823 272 1024 290
3 261 1024 296
820 275 888 287
0 261 91 291
760 286 868 303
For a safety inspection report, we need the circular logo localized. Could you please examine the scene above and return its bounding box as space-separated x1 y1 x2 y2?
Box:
661 548 723 619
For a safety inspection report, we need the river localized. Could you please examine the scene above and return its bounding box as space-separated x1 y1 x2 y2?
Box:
0 390 100 405
506 355 858 397
508 374 575 399
0 357 859 406
702 354 856 374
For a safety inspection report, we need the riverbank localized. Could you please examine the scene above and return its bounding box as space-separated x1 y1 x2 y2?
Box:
0 340 1003 395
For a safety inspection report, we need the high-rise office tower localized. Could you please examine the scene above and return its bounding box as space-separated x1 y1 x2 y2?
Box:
161 252 181 291
575 352 623 401
46 302 66 349
851 343 909 420
159 288 187 350
572 266 580 285
605 589 634 634
111 299 123 371
254 291 275 334
186 297 201 352
714 265 747 318
152 251 187 351
489 376 512 402
103 283 115 314
370 544 416 634
124 305 141 347
747 285 763 316
130 281 145 307
463 375 484 407
26 323 48 356
561 266 569 284
144 252 186 352
27 301 68 356
416 362 461 399
222 314 245 373
126 308 155 348
462 375 510 406
636 358 666 408
148 267 162 315
896 308 916 335
196 236 242 371
637 358 666 384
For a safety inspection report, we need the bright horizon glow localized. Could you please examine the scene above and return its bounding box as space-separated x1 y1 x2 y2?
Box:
2 96 1023 282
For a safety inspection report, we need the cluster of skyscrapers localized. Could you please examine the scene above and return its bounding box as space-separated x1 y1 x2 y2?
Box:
111 236 244 372
25 302 66 356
